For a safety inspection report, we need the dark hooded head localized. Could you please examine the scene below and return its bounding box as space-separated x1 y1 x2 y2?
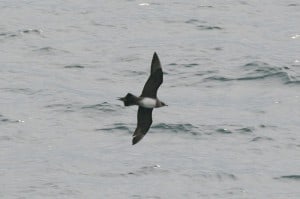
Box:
157 101 167 107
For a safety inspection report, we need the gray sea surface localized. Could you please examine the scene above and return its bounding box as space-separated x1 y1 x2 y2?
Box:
1 0 300 198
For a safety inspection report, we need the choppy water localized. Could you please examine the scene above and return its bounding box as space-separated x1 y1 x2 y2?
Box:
1 1 300 198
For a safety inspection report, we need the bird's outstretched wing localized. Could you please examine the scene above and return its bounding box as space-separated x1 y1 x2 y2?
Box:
132 107 153 145
140 52 163 98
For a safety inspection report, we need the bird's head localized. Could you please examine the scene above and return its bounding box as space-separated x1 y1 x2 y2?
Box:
160 101 168 107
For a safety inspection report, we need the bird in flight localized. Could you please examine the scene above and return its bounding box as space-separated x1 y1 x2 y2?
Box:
118 52 167 145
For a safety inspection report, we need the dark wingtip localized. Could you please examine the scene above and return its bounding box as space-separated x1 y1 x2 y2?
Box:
151 52 161 74
132 134 145 145
153 52 159 59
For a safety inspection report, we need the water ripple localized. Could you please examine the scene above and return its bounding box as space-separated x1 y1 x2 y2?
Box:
183 63 199 68
251 136 273 142
197 25 223 30
33 47 70 55
0 31 17 38
185 18 223 31
64 64 85 69
275 175 300 181
1 88 43 95
45 103 75 113
152 123 200 135
127 165 168 176
99 123 200 136
96 122 131 134
216 127 254 134
0 114 20 124
19 29 43 35
288 3 299 7
205 61 296 84
100 165 168 178
0 29 43 39
185 172 237 181
81 102 117 112
185 19 206 24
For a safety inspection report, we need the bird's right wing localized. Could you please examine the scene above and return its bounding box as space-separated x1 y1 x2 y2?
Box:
140 52 163 98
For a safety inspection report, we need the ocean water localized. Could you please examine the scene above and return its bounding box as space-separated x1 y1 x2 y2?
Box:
1 0 300 198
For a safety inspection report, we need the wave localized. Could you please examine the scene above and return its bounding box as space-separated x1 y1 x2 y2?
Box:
185 19 206 24
286 75 300 85
19 29 43 35
197 25 222 30
0 29 43 39
275 175 300 180
64 65 85 69
1 88 42 95
185 172 237 181
33 46 70 55
151 123 200 135
99 123 258 137
0 114 20 124
127 165 167 176
251 136 273 142
0 32 17 38
240 61 290 81
81 102 118 113
96 123 131 134
46 102 119 113
99 165 168 178
183 63 199 68
45 103 75 113
216 127 254 134
205 61 298 84
0 29 44 39
185 18 223 31
98 123 200 135
288 3 299 6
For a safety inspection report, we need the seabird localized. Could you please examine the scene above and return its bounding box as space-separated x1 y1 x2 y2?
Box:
118 52 167 145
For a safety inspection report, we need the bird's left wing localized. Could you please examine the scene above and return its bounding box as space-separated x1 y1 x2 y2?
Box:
132 107 153 145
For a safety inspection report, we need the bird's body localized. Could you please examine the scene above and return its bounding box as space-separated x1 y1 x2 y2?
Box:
119 95 165 108
118 52 167 145
138 97 157 108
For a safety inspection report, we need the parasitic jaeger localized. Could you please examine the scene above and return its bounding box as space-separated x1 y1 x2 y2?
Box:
118 52 167 145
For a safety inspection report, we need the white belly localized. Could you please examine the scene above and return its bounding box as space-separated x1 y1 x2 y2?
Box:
139 98 157 108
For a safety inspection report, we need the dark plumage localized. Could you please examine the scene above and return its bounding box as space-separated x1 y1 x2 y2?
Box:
140 52 163 98
132 107 153 145
118 52 167 145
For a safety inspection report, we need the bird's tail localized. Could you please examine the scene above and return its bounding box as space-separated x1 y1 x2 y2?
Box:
118 93 138 106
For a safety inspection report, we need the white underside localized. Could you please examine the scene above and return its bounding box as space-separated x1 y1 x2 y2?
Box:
139 98 157 108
